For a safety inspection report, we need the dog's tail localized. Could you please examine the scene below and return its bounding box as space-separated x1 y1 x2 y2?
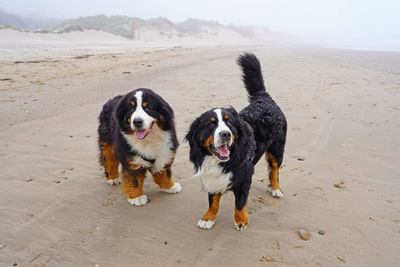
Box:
237 52 270 102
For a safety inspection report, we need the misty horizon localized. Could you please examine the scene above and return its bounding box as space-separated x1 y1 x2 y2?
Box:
1 0 399 49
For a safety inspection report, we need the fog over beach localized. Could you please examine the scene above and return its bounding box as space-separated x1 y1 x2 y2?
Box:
1 0 399 50
0 1 399 266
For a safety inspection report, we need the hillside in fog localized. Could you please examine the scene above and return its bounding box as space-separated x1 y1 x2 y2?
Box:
0 10 293 44
0 8 60 29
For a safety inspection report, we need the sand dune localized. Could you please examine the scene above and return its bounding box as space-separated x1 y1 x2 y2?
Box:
0 38 399 266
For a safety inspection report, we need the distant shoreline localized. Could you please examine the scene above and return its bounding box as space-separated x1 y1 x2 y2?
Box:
326 46 400 53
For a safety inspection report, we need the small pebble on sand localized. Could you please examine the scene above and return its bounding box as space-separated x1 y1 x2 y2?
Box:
298 229 310 240
297 156 305 161
318 230 326 235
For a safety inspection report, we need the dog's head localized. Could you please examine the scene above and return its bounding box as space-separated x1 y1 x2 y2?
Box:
185 107 253 171
115 88 174 139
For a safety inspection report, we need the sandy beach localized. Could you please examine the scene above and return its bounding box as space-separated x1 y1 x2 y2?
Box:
0 30 399 266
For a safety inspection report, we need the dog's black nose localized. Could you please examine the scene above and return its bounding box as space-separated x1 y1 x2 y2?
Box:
219 131 231 141
133 118 144 128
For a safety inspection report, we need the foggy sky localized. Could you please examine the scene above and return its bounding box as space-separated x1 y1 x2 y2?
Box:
1 0 399 49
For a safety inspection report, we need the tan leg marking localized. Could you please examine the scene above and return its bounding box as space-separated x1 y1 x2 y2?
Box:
266 152 283 198
121 169 146 199
234 204 248 230
151 155 182 194
100 142 119 181
151 167 174 189
267 152 280 191
203 193 222 221
197 193 221 229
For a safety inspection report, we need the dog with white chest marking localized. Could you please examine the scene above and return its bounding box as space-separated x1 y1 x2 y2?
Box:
98 88 182 206
185 53 287 230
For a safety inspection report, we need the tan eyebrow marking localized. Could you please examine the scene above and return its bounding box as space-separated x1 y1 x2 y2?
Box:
131 101 135 106
224 114 229 120
211 117 216 122
142 102 148 108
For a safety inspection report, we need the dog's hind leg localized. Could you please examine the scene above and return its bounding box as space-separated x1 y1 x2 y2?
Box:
266 152 283 198
99 142 120 186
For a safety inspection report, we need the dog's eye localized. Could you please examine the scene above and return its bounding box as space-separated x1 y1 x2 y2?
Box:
142 102 151 112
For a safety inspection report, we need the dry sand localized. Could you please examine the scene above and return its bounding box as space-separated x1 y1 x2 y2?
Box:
0 33 399 266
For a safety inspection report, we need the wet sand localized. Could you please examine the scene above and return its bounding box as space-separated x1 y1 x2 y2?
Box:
0 42 399 266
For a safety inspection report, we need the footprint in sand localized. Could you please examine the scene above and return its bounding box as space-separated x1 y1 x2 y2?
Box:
333 179 346 189
329 255 346 264
305 187 328 201
290 167 311 176
30 253 52 266
252 195 283 212
265 240 280 251
102 197 116 207
259 255 283 266
23 212 35 223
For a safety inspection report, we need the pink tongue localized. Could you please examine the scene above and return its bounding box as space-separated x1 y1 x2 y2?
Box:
135 129 150 139
216 145 230 157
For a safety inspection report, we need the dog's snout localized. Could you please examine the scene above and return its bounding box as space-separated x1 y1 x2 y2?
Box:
133 118 144 128
219 131 231 141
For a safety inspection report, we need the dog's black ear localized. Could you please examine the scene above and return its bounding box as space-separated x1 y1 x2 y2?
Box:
226 107 256 164
154 95 174 130
184 117 206 172
114 95 132 133
225 107 242 142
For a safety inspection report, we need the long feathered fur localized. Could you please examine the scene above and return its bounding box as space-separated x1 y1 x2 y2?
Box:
236 52 270 102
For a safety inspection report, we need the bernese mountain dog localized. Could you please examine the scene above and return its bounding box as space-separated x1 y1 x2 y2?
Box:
185 52 287 230
98 88 182 206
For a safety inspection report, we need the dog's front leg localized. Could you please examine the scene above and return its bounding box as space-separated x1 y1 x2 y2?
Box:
121 168 148 206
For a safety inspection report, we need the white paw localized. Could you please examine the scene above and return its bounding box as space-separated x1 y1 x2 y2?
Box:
127 195 148 206
197 219 215 229
271 189 283 198
159 183 182 193
234 222 248 231
107 177 121 186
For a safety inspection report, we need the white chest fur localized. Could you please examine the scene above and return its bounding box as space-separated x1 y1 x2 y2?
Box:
122 124 174 173
195 156 232 194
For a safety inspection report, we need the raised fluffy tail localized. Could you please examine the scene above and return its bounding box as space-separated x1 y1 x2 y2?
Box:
237 52 269 102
